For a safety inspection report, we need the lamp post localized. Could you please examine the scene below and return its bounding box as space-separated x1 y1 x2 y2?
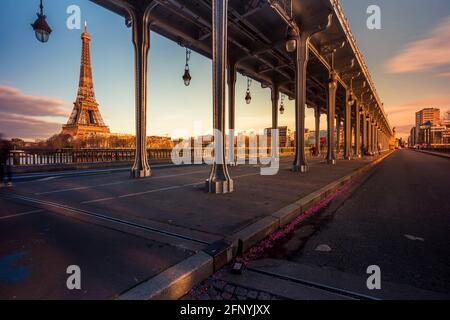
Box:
182 48 192 86
245 78 252 104
31 0 52 43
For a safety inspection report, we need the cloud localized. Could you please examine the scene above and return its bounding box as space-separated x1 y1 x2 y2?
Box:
0 85 70 140
0 85 69 117
0 113 61 141
386 17 450 75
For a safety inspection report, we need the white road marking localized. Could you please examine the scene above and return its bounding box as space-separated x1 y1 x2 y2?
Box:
315 244 332 252
79 172 262 205
35 170 208 195
404 234 425 242
119 182 203 199
36 176 61 182
0 209 43 221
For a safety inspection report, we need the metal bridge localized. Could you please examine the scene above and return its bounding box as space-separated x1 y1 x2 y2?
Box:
90 0 393 193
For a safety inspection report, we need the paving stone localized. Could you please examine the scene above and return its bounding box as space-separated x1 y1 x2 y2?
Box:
235 287 248 297
198 293 210 300
247 290 258 300
258 292 272 300
213 280 227 291
222 292 233 300
224 284 236 294
237 295 247 301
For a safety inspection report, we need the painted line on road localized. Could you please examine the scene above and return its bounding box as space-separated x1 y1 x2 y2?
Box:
34 170 208 196
80 172 264 204
0 193 210 245
0 209 43 221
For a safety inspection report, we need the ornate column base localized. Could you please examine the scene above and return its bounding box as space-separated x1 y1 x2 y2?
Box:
292 164 308 173
327 159 336 165
206 179 234 194
131 167 151 178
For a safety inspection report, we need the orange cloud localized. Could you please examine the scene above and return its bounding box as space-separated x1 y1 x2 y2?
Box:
0 85 69 117
0 85 69 140
0 113 61 140
386 17 450 75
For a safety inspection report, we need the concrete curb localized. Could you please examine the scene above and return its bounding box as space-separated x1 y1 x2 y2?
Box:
118 252 213 300
117 151 394 300
414 149 450 160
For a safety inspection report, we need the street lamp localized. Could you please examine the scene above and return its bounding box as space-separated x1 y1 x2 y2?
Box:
245 78 252 104
182 48 192 86
31 0 52 43
285 27 297 53
279 94 285 115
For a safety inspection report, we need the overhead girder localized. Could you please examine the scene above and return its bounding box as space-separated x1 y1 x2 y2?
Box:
91 0 391 135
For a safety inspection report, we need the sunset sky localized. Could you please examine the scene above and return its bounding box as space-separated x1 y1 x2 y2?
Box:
1 0 450 140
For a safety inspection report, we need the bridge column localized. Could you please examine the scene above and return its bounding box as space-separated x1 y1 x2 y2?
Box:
336 116 342 158
370 120 374 155
271 82 280 159
227 59 237 165
372 121 377 154
362 111 367 155
326 70 338 165
207 0 233 194
131 7 152 178
292 33 309 173
344 90 353 160
354 101 361 158
314 106 321 156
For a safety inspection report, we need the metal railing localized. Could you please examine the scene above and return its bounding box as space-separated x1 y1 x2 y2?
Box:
7 147 297 167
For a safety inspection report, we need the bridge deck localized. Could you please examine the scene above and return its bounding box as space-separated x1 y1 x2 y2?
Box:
0 155 382 299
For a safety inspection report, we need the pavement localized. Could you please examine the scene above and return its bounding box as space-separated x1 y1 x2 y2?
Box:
0 153 392 299
186 150 450 300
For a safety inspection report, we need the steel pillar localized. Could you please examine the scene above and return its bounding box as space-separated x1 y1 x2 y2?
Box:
368 120 373 155
131 8 152 178
372 122 376 154
354 102 361 158
206 0 233 194
271 82 280 159
292 34 309 173
336 117 342 158
326 70 338 165
314 106 321 156
362 113 367 155
227 59 237 164
344 90 352 160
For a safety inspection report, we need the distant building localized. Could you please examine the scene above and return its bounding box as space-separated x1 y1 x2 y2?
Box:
264 126 289 147
409 127 416 147
415 108 440 144
418 121 446 146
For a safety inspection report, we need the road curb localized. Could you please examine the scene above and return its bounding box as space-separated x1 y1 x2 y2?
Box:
118 252 213 300
119 151 394 300
414 149 450 160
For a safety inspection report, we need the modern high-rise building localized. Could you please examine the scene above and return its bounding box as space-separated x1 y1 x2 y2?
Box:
62 23 110 137
415 108 440 143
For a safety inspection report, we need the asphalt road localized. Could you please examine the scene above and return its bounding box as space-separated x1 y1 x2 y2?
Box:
284 150 450 297
0 199 193 300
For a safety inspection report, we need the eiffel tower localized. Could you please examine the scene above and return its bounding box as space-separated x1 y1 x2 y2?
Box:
62 23 110 137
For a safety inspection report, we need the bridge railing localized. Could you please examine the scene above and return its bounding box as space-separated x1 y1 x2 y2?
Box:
418 146 450 154
7 147 296 167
